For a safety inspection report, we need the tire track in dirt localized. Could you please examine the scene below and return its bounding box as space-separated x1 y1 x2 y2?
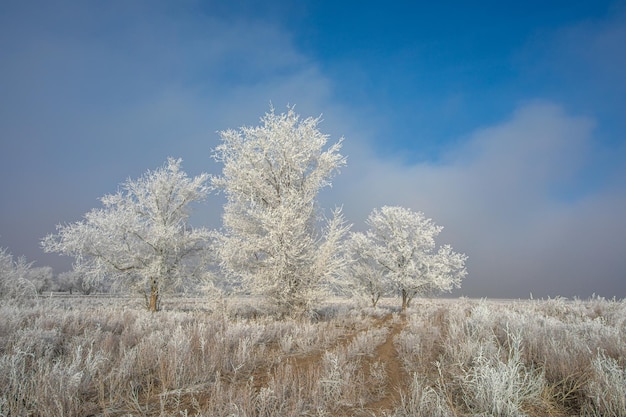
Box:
247 313 408 416
289 314 393 369
360 314 407 415
249 314 391 391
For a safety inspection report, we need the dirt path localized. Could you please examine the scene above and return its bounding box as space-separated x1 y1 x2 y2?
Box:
247 313 409 416
314 313 408 416
248 314 391 391
361 315 407 414
288 314 393 371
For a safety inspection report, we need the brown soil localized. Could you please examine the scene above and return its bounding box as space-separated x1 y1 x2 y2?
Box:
250 316 387 391
284 313 409 416
360 314 407 414
289 314 394 371
163 313 409 416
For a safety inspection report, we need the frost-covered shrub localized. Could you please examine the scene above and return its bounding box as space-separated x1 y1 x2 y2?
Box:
0 248 37 302
1 296 624 416
320 351 346 404
255 386 280 417
394 373 452 417
460 329 545 417
345 326 388 358
443 305 499 373
395 314 444 374
584 350 626 416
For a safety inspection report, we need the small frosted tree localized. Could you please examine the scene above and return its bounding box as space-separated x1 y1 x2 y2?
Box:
42 158 213 311
211 106 349 316
361 206 467 310
0 247 37 301
345 232 387 307
26 266 54 294
56 270 98 295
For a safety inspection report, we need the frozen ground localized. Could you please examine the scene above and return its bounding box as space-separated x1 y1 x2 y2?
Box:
1 295 624 416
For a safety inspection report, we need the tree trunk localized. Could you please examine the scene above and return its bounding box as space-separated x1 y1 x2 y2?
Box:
401 289 408 311
148 279 159 312
371 292 381 308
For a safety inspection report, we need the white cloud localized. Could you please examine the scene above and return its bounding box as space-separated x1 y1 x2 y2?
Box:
2 2 624 299
0 1 338 269
329 102 626 298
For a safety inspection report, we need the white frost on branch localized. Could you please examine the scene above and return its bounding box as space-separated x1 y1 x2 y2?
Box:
0 247 38 301
42 158 214 311
353 206 467 309
211 106 350 316
343 232 388 307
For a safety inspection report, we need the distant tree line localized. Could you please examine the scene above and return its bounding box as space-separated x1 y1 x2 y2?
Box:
0 248 113 298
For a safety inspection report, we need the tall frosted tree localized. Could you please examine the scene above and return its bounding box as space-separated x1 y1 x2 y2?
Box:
211 106 349 316
359 206 467 310
42 158 213 311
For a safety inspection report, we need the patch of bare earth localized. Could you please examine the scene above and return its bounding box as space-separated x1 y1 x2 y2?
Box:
275 313 409 416
249 317 379 392
288 314 392 371
153 313 410 416
359 315 407 415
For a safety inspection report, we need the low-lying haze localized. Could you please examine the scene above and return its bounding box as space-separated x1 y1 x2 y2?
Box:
1 1 625 298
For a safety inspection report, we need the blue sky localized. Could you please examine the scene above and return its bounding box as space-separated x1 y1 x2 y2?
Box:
1 0 625 298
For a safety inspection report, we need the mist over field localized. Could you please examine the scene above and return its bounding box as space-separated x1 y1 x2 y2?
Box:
2 1 626 299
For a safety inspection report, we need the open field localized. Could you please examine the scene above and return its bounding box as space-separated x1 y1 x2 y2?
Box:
1 295 625 416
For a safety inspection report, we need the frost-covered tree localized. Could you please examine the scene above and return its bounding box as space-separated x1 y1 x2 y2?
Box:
26 266 54 294
42 158 213 311
0 247 37 301
360 206 467 310
345 232 387 307
211 106 349 316
56 270 99 295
